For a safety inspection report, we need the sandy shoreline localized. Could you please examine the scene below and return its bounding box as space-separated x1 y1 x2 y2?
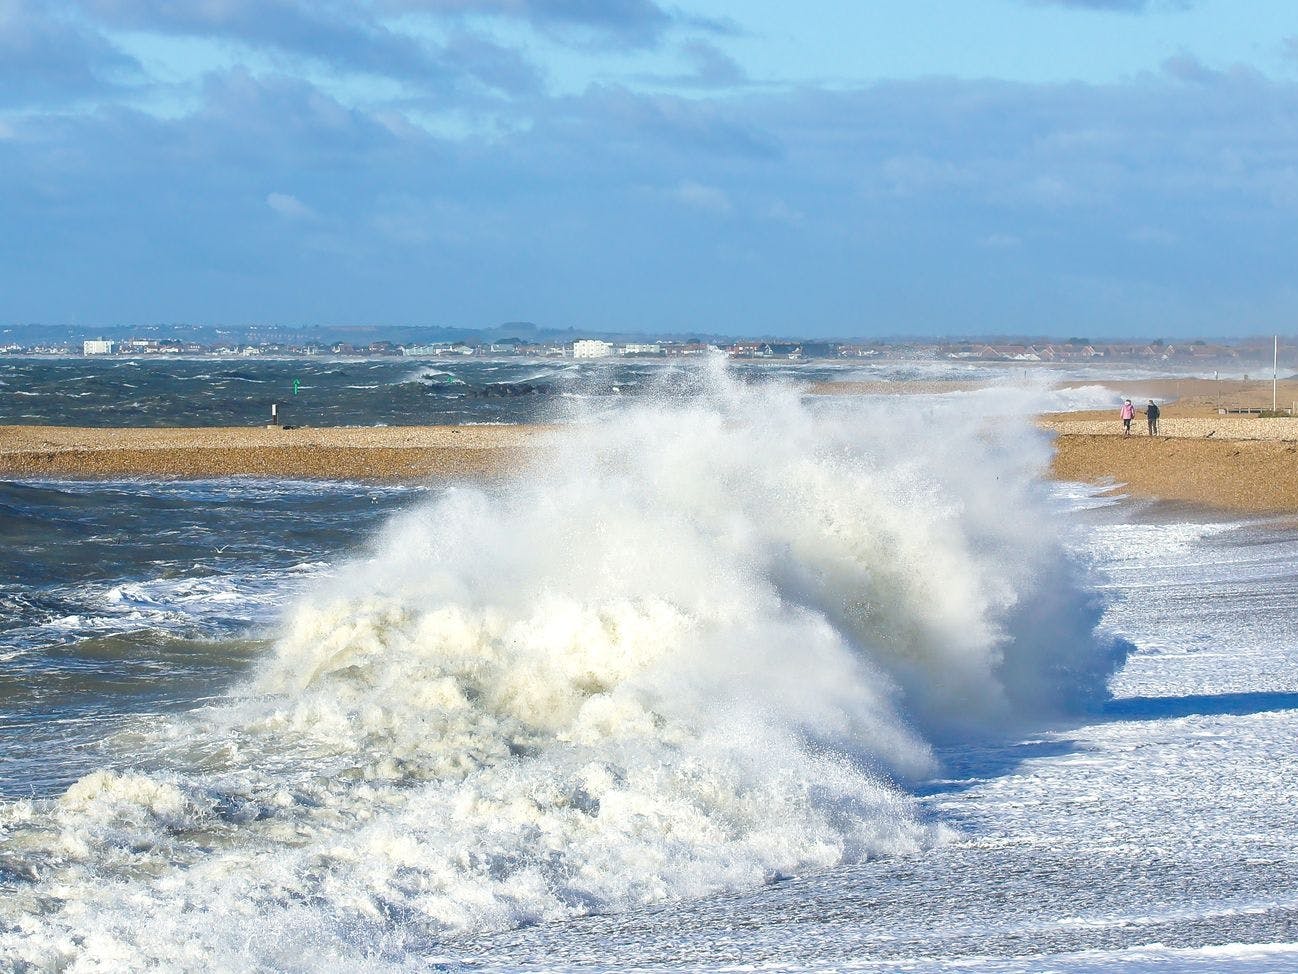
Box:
1038 378 1298 512
4 375 1297 511
0 425 536 482
1048 434 1298 512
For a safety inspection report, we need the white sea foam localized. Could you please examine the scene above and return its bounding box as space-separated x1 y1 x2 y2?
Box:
402 367 465 386
0 361 1126 968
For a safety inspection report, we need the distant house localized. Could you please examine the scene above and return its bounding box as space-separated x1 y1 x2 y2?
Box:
572 339 614 359
401 342 474 356
663 342 717 356
1000 345 1040 361
975 344 1041 361
82 340 115 355
730 342 800 358
837 344 880 358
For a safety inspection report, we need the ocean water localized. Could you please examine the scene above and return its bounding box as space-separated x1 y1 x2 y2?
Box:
0 477 423 800
0 355 1204 428
0 357 587 428
1 361 1296 971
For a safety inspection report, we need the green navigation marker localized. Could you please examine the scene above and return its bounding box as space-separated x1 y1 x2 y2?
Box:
293 379 301 395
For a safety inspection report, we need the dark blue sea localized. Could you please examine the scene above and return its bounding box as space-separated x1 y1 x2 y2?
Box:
0 355 933 429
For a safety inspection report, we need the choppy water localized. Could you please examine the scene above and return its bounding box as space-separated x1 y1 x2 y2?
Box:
0 357 581 427
0 357 881 428
1 361 1295 971
0 355 1198 428
0 478 422 798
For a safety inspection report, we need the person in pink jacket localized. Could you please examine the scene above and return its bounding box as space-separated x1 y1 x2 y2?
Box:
1120 399 1135 436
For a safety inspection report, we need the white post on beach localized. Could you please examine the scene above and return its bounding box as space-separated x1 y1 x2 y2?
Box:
1274 336 1279 414
271 403 279 427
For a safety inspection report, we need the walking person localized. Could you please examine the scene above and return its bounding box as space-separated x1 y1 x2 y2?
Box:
1120 399 1135 436
1145 399 1160 436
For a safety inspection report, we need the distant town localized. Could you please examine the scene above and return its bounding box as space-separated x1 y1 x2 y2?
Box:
2 334 1291 366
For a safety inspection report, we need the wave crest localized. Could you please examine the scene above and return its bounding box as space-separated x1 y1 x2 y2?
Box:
4 364 1125 966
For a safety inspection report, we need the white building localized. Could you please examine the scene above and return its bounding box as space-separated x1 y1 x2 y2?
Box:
621 343 662 356
82 340 115 355
572 339 614 359
401 343 475 356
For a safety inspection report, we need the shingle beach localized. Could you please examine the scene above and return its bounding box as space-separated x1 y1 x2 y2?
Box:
1046 429 1298 512
0 424 536 481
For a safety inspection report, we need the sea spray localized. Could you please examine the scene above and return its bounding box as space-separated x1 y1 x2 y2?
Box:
0 363 1126 968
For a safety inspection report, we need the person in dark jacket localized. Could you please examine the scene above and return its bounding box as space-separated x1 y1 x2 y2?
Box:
1145 399 1160 436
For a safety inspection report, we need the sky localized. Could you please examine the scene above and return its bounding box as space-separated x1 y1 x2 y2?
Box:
4 0 1298 338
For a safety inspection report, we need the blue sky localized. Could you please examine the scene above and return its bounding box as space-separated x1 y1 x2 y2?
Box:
3 0 1298 337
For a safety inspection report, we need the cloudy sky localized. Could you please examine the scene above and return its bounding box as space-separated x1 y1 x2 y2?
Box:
3 0 1298 337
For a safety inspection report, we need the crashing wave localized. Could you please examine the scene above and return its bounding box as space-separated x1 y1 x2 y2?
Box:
0 361 1125 968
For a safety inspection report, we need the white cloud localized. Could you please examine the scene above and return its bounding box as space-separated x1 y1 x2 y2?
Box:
877 155 974 197
980 233 1022 248
762 199 804 225
1162 53 1222 85
1013 173 1083 207
668 180 732 214
266 191 318 220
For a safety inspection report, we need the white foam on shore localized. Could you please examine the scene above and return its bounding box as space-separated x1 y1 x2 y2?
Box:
0 361 1125 968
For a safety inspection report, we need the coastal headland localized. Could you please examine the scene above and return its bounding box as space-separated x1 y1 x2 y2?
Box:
2 376 1297 511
